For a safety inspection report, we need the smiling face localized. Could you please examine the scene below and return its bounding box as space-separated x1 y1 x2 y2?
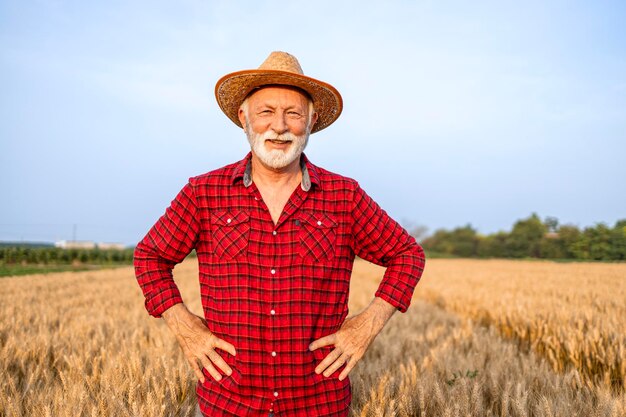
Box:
238 86 318 170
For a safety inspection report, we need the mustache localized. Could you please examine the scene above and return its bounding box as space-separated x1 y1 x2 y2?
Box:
261 131 297 142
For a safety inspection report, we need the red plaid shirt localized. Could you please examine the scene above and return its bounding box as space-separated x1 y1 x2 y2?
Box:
134 153 425 417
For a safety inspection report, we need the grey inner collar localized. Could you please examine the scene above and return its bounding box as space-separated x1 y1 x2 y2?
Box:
242 158 311 192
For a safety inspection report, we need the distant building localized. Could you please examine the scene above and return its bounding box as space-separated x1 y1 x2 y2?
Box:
55 240 96 249
97 242 126 250
54 241 126 250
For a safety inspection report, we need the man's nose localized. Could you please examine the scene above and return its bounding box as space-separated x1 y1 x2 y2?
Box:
270 112 288 133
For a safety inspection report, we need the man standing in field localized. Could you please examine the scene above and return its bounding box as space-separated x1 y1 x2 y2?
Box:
134 51 425 417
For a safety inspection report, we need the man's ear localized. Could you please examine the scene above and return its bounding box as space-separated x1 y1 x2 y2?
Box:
310 112 319 129
238 108 247 130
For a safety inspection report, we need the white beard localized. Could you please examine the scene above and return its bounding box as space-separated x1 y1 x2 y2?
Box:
245 123 310 169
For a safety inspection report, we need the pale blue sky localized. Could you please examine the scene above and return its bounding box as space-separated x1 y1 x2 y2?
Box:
1 0 625 245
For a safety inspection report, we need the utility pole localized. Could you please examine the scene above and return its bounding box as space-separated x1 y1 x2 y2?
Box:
73 224 77 242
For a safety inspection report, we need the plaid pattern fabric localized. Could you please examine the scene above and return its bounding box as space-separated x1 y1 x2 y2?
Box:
134 153 425 417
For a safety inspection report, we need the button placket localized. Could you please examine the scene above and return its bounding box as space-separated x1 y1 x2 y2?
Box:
269 241 278 410
266 208 284 411
269 300 277 404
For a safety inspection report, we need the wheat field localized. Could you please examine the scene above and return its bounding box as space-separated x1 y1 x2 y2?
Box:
1 259 625 416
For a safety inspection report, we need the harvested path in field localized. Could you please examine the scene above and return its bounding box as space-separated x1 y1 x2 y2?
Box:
1 259 624 416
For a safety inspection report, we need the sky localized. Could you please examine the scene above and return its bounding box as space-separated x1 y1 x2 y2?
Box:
1 0 625 246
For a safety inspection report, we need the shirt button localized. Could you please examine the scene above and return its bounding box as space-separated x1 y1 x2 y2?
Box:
271 269 276 275
317 220 322 226
272 230 277 236
274 391 279 397
227 218 232 224
270 309 276 315
271 351 277 357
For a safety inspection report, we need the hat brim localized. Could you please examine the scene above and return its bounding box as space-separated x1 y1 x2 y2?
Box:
215 70 343 133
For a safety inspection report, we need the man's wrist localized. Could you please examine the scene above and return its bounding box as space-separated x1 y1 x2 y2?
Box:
365 297 396 331
161 303 193 332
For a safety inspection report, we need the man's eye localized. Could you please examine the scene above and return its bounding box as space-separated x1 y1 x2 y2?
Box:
287 112 303 118
258 110 273 116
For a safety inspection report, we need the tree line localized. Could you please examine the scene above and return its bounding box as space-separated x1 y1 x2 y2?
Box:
0 246 135 266
420 214 626 261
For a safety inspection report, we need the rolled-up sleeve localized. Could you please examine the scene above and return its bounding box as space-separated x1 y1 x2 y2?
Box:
350 184 425 312
133 180 200 317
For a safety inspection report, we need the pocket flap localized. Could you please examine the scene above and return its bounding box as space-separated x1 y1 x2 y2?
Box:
299 212 337 229
211 210 250 226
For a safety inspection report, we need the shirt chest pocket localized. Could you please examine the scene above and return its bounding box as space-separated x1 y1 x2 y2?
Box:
211 210 250 259
298 212 338 261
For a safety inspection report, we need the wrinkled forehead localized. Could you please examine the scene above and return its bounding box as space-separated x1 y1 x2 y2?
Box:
244 85 313 105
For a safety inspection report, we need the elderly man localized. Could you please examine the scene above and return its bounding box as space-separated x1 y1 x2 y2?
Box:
134 51 425 417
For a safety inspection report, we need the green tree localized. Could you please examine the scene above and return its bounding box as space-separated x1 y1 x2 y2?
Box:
505 213 547 258
477 231 508 258
558 225 582 259
571 223 612 260
448 225 479 257
421 229 454 256
609 219 626 260
588 224 613 260
545 216 559 233
539 235 565 259
421 225 479 257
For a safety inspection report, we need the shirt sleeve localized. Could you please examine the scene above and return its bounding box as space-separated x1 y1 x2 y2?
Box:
350 184 426 313
133 180 200 318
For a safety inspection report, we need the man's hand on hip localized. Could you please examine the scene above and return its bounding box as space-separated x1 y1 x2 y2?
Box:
309 297 396 381
162 303 237 383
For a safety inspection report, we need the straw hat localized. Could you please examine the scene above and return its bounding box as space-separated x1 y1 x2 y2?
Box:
215 51 343 133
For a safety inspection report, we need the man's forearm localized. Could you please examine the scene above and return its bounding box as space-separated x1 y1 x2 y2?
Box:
365 296 397 334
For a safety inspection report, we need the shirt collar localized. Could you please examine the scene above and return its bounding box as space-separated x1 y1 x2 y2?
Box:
232 152 320 191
